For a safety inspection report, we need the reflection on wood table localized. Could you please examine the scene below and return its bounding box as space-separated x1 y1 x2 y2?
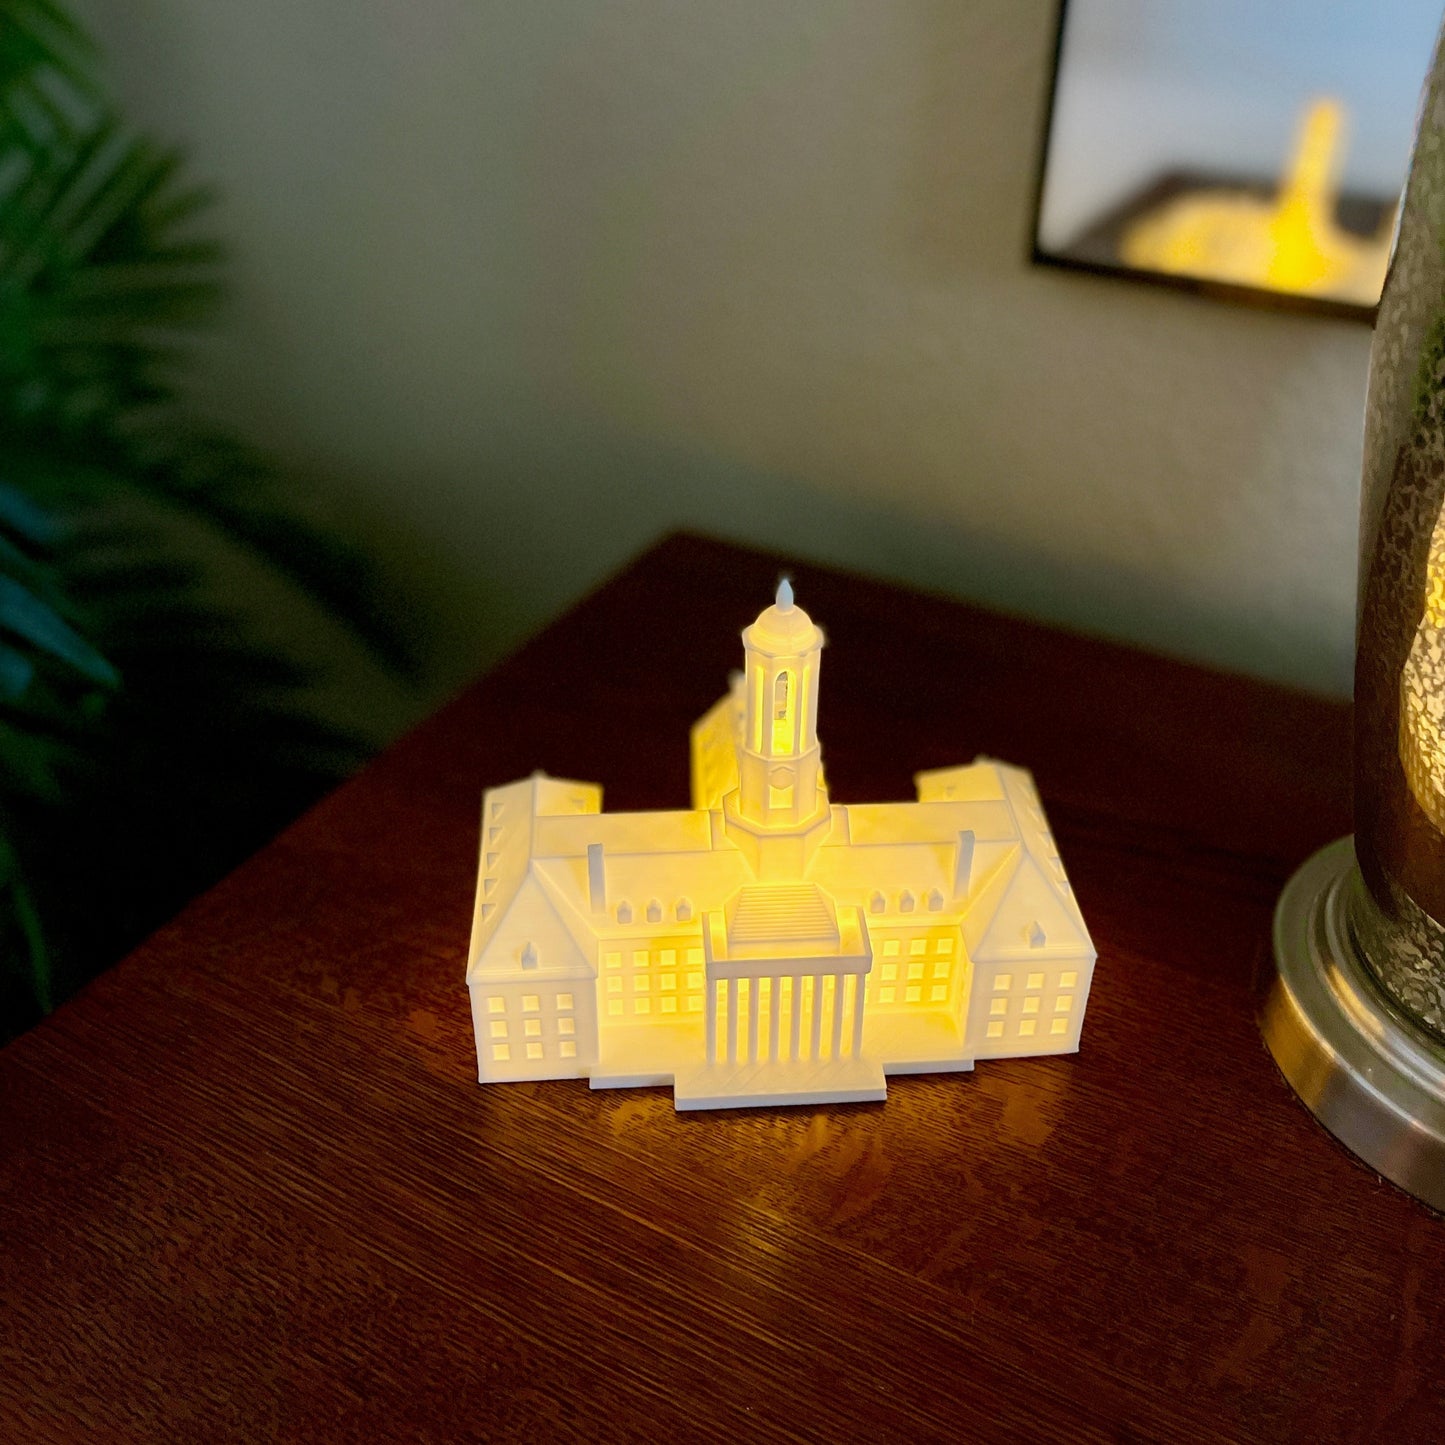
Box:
2 532 1436 1443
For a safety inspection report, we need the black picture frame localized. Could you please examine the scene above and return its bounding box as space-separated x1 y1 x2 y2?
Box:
1028 0 1385 325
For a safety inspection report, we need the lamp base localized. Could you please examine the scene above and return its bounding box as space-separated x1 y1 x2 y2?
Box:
1263 836 1445 1212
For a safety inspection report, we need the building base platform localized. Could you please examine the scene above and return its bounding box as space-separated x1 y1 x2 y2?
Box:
672 1056 887 1111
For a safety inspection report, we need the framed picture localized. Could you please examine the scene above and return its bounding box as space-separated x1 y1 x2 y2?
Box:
1032 0 1441 320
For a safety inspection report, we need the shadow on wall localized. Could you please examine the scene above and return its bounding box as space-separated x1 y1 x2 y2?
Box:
448 407 1352 705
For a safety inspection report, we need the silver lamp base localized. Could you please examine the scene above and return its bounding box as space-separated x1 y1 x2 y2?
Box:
1263 836 1445 1211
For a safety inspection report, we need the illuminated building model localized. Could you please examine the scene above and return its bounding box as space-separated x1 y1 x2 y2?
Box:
466 583 1095 1110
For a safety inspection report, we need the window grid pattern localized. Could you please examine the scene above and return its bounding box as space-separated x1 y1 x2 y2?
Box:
867 931 960 1010
483 988 582 1066
601 940 707 1020
984 967 1083 1044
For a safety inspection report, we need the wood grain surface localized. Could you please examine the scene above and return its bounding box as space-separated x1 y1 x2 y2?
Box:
1 532 1437 1443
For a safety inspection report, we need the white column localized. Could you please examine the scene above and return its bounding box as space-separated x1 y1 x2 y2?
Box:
706 977 717 1065
726 978 738 1064
831 973 845 1059
851 973 866 1058
746 978 759 1063
810 975 824 1060
790 976 803 1060
768 978 781 1062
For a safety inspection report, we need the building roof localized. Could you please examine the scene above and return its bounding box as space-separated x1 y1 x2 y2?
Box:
467 753 1092 986
743 578 824 656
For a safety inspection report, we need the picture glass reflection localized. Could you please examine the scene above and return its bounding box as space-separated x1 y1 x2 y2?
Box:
1034 0 1441 315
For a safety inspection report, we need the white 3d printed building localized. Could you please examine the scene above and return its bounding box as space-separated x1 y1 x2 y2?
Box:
467 583 1095 1110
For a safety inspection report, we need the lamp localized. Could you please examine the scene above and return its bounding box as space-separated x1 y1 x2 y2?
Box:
1263 21 1445 1208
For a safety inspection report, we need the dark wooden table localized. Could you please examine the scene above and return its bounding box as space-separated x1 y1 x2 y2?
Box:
1 533 1437 1442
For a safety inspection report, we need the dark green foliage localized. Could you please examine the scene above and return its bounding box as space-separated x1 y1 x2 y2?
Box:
0 2 415 1038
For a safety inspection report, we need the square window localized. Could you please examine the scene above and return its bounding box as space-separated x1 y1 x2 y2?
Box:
1023 997 1040 1015
662 998 678 1014
608 976 623 993
907 962 924 980
556 993 574 1011
604 952 621 970
523 994 540 1013
524 1019 542 1038
906 986 922 1003
1060 970 1078 988
1019 1019 1037 1037
687 948 704 966
986 1021 1005 1040
489 1021 508 1039
632 950 648 968
634 998 651 1015
882 963 898 982
634 976 650 992
687 971 703 990
930 985 948 1002
993 974 1012 991
560 1040 578 1058
487 997 506 1014
989 998 1007 1017
558 1018 575 1036
526 1043 543 1060
880 987 896 1003
932 962 950 979
661 949 676 967
1055 994 1072 1012
687 996 703 1012
1050 1018 1068 1035
608 999 623 1017
909 939 926 956
492 1044 511 1061
1026 972 1044 990
937 938 955 955
883 940 900 957
661 973 677 991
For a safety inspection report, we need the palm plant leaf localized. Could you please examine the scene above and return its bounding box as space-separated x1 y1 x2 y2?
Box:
0 19 417 672
0 2 417 1037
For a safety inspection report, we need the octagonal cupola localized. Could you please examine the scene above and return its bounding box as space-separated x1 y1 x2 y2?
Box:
734 579 827 833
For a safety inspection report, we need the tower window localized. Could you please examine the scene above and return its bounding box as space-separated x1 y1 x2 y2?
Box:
771 671 794 754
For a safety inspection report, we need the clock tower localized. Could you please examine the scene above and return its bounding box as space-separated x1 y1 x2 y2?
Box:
723 580 832 877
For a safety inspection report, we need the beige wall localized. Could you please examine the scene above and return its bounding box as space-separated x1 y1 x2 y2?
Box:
86 0 1371 701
